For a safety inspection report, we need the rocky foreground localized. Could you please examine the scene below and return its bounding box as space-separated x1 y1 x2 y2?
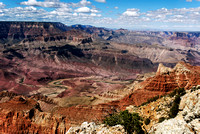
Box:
149 87 200 134
68 86 200 134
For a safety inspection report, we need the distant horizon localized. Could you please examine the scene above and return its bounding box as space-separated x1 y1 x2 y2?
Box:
1 0 200 31
1 20 200 32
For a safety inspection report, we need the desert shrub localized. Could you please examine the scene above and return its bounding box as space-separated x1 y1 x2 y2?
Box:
104 110 144 134
140 102 148 106
191 86 200 92
173 95 181 104
144 118 150 125
177 88 186 96
156 108 162 112
169 103 179 118
169 88 186 97
158 117 166 123
19 78 24 83
169 95 181 118
140 95 160 106
147 95 159 103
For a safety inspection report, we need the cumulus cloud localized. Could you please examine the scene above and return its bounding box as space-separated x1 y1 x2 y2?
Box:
144 7 200 23
75 7 91 13
74 6 100 13
80 0 91 6
20 0 91 8
122 8 140 17
20 0 63 8
2 0 200 31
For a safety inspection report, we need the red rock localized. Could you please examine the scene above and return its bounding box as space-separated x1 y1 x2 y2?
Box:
0 96 67 134
114 62 200 108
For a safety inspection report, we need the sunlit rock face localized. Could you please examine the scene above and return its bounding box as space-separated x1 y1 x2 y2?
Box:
110 62 200 108
150 88 200 134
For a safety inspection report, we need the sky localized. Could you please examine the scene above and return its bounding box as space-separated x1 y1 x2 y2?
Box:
0 0 200 31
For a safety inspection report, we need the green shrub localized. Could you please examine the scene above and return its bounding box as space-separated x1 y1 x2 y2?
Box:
158 117 166 123
169 103 179 118
147 95 160 103
177 88 186 96
169 95 181 118
140 95 160 106
169 88 186 97
144 118 150 125
174 95 181 104
104 110 144 134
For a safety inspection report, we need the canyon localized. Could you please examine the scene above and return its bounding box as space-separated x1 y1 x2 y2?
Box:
0 21 200 133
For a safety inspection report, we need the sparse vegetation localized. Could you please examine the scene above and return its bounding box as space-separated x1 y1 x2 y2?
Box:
168 88 186 97
191 85 200 92
169 95 181 118
158 117 166 123
141 88 186 106
104 110 144 134
141 95 160 106
144 118 150 125
19 78 24 83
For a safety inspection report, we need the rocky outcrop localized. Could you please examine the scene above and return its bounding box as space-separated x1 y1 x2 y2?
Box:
108 62 200 108
149 87 200 134
0 96 68 134
143 62 200 91
149 119 193 134
66 122 125 134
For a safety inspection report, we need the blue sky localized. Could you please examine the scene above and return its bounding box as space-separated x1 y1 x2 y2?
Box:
0 0 200 31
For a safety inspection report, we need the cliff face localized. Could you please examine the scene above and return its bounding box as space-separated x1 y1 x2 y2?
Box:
0 22 91 44
0 96 68 134
111 62 200 108
143 62 200 91
0 93 120 133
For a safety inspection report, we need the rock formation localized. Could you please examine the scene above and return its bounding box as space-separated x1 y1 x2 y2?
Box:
143 62 200 91
66 122 125 134
0 96 68 134
149 87 200 134
110 62 200 108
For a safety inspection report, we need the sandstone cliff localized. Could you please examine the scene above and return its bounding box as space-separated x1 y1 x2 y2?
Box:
0 96 68 134
110 62 200 108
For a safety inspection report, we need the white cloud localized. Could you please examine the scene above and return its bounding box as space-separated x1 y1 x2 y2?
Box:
74 7 100 13
94 0 106 3
20 0 63 8
90 13 101 17
122 8 140 17
2 0 200 31
75 7 91 13
0 2 5 8
80 0 91 6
